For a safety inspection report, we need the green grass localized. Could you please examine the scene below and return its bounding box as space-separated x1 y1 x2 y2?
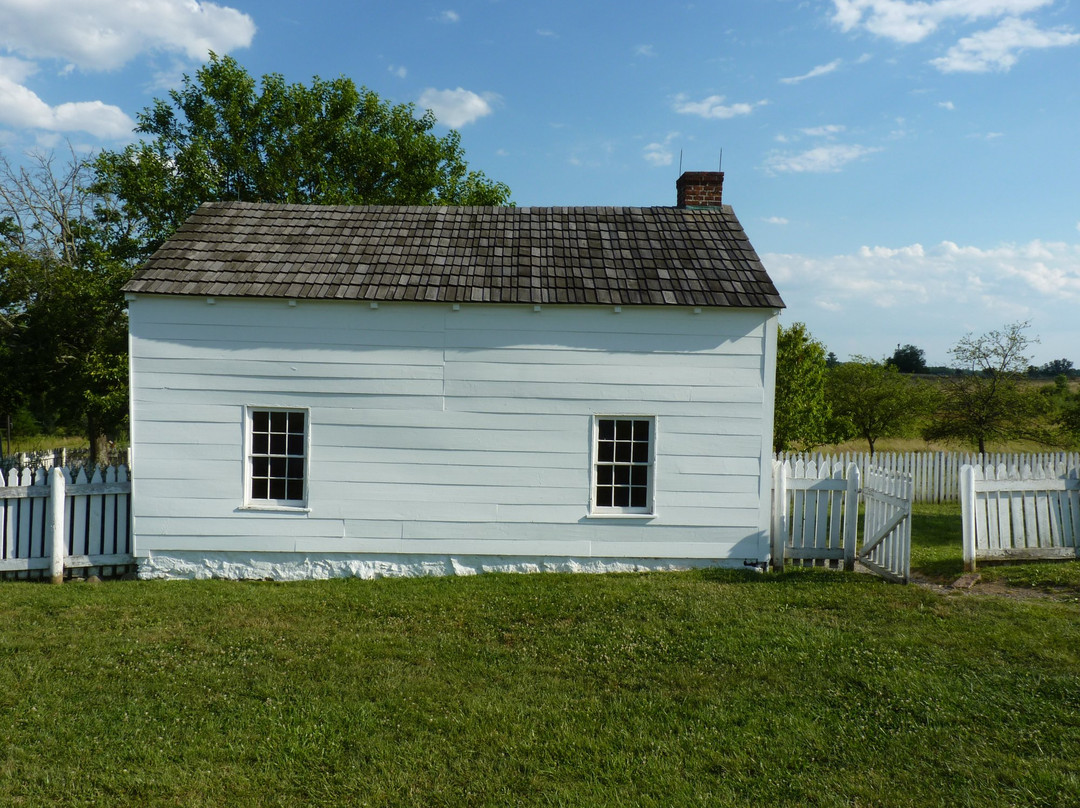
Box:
2 554 1080 806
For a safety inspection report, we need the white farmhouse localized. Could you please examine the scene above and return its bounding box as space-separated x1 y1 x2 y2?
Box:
124 171 785 579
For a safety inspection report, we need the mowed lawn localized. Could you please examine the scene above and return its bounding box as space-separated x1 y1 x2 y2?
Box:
2 507 1079 807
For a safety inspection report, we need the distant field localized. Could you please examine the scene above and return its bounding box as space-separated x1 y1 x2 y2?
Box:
1 505 1078 807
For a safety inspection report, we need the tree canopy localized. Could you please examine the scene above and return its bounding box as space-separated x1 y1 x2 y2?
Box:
773 322 831 453
92 53 512 258
888 344 927 374
828 358 934 455
924 321 1046 453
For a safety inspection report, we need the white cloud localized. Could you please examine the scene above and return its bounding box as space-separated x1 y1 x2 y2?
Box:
938 100 955 109
780 59 842 84
764 144 881 174
0 0 255 71
673 94 767 119
930 17 1080 72
643 132 679 167
418 87 498 127
800 124 846 137
437 10 460 23
635 44 656 57
0 58 134 137
830 0 1052 44
765 238 1080 363
389 64 407 79
764 216 790 225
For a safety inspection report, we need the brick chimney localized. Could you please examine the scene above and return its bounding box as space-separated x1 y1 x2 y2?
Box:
676 171 724 208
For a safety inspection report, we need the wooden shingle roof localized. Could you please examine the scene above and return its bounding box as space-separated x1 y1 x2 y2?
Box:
125 201 785 308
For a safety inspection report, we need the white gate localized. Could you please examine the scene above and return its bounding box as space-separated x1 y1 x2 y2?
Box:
858 467 913 584
771 460 860 571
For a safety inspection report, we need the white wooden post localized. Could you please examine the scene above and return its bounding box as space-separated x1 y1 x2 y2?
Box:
960 464 976 572
49 466 65 584
771 460 787 571
843 463 860 571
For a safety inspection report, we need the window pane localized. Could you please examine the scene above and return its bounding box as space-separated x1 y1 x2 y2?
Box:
287 434 304 456
615 442 631 462
268 433 285 455
270 457 287 478
270 411 287 432
615 420 632 440
613 488 630 507
269 478 287 500
630 487 647 508
288 458 304 480
286 479 304 501
287 411 305 432
632 443 648 463
252 478 269 499
596 487 613 507
597 465 613 485
598 419 614 440
631 466 648 487
252 411 269 432
252 456 269 477
614 466 631 486
252 433 269 455
598 442 614 462
633 420 650 440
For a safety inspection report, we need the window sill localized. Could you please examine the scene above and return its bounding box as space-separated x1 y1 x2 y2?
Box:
586 511 657 520
238 504 311 514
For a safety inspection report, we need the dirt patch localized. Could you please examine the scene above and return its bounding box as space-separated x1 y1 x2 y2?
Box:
909 571 1080 602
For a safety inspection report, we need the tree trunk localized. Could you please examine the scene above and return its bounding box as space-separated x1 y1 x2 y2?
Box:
87 414 110 466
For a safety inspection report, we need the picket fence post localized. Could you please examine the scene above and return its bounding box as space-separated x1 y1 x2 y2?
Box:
49 466 65 584
960 465 976 572
771 460 787 571
843 464 860 571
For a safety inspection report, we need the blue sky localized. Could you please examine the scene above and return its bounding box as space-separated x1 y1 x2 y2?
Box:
1 0 1078 366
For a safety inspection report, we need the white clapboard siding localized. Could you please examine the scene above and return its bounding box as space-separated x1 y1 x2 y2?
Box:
128 296 778 565
961 463 1080 568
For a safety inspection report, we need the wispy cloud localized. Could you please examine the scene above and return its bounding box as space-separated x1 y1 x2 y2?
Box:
780 59 842 84
931 17 1080 72
764 237 1080 362
635 44 655 57
437 10 460 23
764 216 789 225
417 87 499 127
800 124 846 137
673 93 767 119
642 132 679 167
937 100 955 110
388 64 407 79
764 143 881 174
830 0 1053 44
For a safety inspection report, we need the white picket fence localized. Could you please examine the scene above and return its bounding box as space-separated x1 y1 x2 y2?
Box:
0 447 131 472
776 451 1080 504
960 462 1080 570
0 465 133 580
771 458 913 582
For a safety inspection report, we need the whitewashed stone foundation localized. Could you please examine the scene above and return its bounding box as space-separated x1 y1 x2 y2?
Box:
136 552 751 581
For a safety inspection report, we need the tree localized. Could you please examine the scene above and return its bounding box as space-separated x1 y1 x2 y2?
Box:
1028 358 1074 378
92 53 512 259
888 344 927 374
828 358 934 455
0 148 131 462
924 321 1047 453
773 322 831 452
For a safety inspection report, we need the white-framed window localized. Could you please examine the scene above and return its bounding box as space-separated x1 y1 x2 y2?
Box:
591 416 655 516
244 407 308 508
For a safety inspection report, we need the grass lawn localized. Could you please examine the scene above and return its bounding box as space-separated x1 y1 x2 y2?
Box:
2 512 1079 806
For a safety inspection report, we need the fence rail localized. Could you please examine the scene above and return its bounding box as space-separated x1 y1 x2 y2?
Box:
776 451 1080 504
1 464 133 580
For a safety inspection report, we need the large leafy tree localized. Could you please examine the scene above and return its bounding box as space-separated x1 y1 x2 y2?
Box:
828 358 935 455
0 149 133 461
925 321 1047 453
887 343 927 374
773 322 831 453
93 53 512 258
